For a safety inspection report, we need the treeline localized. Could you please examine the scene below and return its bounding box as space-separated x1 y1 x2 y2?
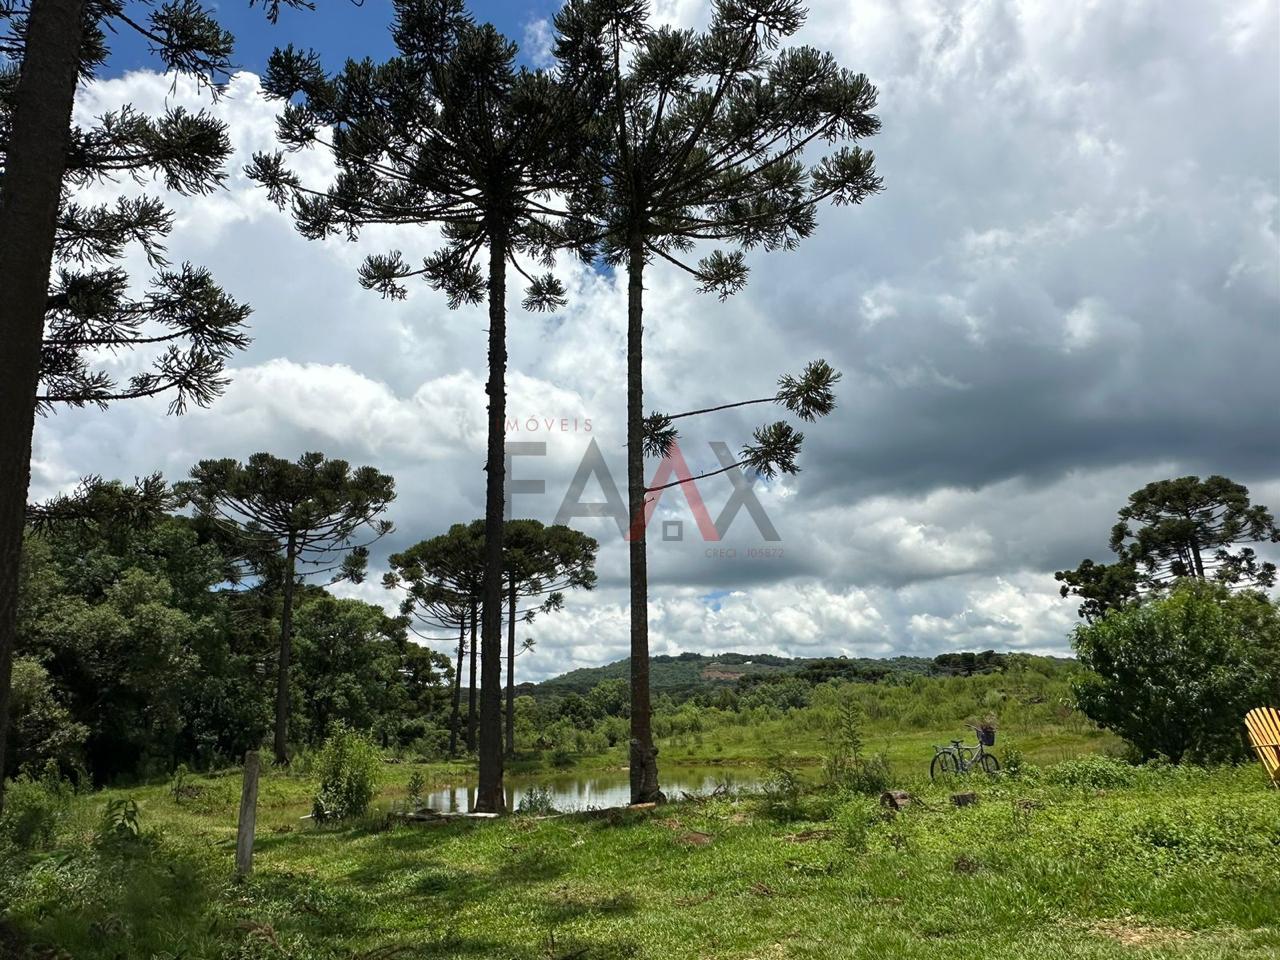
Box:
8 463 598 787
11 506 452 785
532 650 1024 703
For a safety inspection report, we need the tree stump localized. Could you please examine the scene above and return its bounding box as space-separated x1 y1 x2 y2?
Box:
950 791 979 808
880 790 914 812
235 750 260 877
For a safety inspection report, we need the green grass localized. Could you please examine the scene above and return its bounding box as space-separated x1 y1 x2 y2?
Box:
2 740 1278 959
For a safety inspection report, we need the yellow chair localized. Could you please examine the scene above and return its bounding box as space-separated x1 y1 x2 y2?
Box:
1244 707 1280 787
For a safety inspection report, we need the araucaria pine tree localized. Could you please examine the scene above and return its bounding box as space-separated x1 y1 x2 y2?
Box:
554 0 883 802
178 453 396 764
248 0 591 812
384 522 485 757
0 0 290 809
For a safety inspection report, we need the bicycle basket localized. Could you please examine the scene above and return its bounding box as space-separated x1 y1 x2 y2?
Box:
978 725 996 746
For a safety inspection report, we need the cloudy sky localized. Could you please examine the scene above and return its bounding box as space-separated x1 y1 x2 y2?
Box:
34 0 1280 680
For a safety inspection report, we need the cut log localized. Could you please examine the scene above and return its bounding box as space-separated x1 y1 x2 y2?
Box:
880 790 915 811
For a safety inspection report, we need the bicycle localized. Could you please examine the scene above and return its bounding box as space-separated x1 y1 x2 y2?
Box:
930 724 1000 780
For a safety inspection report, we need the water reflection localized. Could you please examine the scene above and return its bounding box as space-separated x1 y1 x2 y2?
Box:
424 768 758 813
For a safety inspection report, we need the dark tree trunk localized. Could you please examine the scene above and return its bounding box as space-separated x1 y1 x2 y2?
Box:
626 238 662 804
273 538 297 764
1190 539 1206 580
474 227 507 813
505 579 516 757
0 0 86 809
449 618 464 757
466 602 477 751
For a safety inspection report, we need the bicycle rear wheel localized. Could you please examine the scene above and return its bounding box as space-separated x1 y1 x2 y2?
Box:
930 751 960 781
978 754 1000 775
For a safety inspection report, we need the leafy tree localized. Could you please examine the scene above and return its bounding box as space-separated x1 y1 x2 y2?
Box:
385 521 483 757
1054 557 1142 623
16 535 219 782
1057 475 1278 621
251 0 592 813
179 452 395 764
292 595 412 745
6 656 88 777
1071 580 1280 763
554 0 882 801
0 0 290 808
931 651 1008 677
585 677 629 719
501 520 597 755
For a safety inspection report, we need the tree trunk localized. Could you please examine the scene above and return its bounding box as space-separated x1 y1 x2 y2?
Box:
449 617 464 757
626 238 662 804
474 226 508 814
0 0 86 812
466 601 477 751
506 579 516 758
273 538 297 765
1190 538 1206 580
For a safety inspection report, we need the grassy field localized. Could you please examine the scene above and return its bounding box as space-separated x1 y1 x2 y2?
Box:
3 728 1278 960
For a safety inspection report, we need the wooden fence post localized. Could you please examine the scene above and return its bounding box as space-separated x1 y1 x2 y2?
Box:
235 750 260 877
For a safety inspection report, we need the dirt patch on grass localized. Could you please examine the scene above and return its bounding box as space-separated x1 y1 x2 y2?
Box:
679 831 713 846
1089 918 1193 948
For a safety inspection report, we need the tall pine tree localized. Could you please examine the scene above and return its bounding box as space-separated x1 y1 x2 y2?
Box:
249 0 592 811
554 0 882 801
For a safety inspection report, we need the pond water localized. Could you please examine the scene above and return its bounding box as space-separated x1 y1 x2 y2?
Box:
423 766 762 813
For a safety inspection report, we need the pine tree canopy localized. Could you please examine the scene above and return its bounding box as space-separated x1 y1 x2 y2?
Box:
0 0 268 414
553 0 884 294
247 0 595 310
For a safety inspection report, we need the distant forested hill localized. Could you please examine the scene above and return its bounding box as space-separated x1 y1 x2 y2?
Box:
526 650 1064 702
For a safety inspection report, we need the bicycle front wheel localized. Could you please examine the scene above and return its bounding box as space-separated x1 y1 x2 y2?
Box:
931 751 960 781
978 754 1000 775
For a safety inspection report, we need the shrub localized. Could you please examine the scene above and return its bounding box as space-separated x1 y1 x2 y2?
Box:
312 725 383 823
516 786 557 816
1071 581 1280 763
96 797 147 852
406 768 426 810
0 764 73 849
1044 755 1138 790
846 753 892 795
1001 747 1039 781
169 763 204 803
759 756 805 821
835 796 884 852
548 746 574 768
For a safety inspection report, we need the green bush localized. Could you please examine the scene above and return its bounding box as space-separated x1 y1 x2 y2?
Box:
311 725 383 823
845 753 892 795
515 786 557 815
1001 747 1039 781
834 796 884 851
758 756 805 821
96 797 144 849
0 764 73 849
1044 755 1138 790
406 768 427 809
1071 581 1280 763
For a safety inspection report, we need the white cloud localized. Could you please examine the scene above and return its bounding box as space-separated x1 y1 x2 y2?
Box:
32 2 1280 680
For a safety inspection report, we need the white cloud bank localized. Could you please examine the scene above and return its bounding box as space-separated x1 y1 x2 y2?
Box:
32 1 1280 680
